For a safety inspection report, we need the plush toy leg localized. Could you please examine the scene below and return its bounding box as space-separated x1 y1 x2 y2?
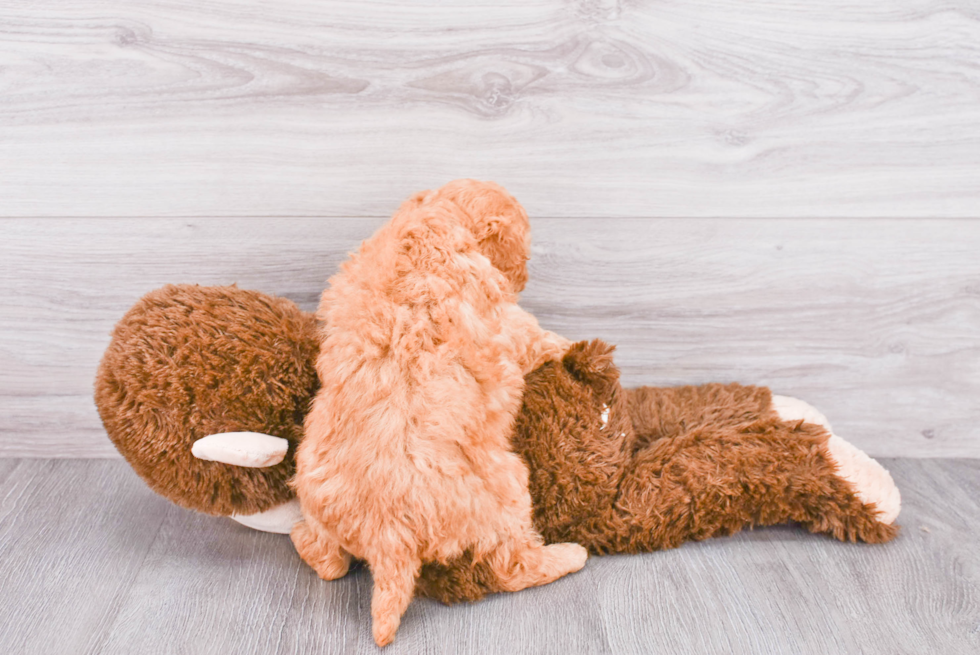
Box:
611 385 900 552
290 519 352 581
230 498 303 534
823 434 901 524
616 428 899 550
770 395 900 525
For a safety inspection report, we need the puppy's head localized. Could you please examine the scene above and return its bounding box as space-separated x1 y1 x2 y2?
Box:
427 179 531 292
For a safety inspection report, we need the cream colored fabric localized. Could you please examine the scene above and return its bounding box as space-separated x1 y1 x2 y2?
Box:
191 432 289 468
231 499 304 534
771 394 833 433
824 434 901 524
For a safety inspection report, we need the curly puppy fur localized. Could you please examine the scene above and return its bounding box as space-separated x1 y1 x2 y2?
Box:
416 340 899 603
94 284 320 516
291 180 583 646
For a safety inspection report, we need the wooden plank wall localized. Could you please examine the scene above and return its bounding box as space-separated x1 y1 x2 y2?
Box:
1 1 978 457
3 0 979 218
3 218 979 458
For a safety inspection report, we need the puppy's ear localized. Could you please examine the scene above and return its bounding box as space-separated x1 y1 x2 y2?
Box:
397 188 437 213
477 215 529 292
562 340 620 397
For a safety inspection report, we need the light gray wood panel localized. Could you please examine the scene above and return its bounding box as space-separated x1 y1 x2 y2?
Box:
0 459 177 655
0 396 119 458
3 217 979 458
0 458 977 654
1 1 979 218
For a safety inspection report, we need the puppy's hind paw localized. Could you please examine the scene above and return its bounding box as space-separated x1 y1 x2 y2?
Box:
547 542 589 575
291 521 351 580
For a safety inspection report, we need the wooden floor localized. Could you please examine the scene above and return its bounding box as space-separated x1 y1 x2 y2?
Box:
1 458 977 655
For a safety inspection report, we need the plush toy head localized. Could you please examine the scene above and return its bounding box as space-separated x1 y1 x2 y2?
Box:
94 284 319 516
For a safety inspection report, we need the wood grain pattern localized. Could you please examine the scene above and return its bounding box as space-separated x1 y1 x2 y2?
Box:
0 460 177 655
1 0 978 218
0 458 977 654
2 217 978 458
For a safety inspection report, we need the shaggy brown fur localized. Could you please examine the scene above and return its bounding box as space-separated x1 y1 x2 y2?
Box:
95 286 897 611
94 284 319 516
292 180 582 646
415 340 897 603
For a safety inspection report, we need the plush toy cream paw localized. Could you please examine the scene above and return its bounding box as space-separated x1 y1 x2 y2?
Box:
771 394 900 525
192 432 303 534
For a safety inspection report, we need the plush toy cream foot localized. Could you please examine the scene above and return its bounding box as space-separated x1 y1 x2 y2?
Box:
192 432 304 534
771 395 901 524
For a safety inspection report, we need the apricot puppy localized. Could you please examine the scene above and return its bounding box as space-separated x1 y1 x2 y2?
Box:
291 180 587 646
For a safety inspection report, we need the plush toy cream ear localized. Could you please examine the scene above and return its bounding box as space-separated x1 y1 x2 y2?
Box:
191 432 302 534
192 432 289 468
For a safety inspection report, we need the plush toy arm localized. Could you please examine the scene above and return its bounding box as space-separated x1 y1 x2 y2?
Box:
191 432 289 467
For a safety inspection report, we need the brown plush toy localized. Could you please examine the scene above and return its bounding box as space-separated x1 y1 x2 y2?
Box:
95 284 901 603
95 284 319 530
417 339 899 602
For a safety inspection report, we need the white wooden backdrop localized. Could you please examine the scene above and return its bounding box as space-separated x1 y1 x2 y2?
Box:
1 1 978 457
